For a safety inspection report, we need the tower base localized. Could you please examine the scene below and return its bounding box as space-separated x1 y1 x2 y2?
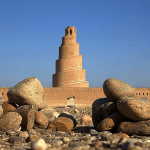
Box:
53 81 89 87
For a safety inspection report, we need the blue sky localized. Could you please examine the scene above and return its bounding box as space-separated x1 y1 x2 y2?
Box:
0 0 150 88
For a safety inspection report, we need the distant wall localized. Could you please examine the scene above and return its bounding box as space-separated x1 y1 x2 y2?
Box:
0 87 149 107
133 88 150 101
44 87 106 107
0 88 9 101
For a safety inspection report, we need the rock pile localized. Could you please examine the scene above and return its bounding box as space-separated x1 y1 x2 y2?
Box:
0 77 150 149
92 78 150 136
3 77 79 133
0 77 93 149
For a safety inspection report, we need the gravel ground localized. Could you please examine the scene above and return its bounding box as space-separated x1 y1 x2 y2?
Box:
0 106 150 150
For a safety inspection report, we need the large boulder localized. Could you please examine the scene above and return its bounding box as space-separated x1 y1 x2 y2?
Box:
103 78 134 102
118 120 150 135
117 96 150 121
7 77 47 109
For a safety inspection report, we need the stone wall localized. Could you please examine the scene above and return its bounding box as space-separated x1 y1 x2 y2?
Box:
44 87 105 107
0 88 9 101
0 87 149 107
133 88 150 100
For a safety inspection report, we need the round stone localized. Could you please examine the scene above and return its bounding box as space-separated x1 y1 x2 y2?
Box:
7 77 47 109
0 112 22 132
19 131 29 139
59 113 77 127
117 96 150 121
118 120 150 135
30 138 48 150
1 102 16 115
97 112 124 131
35 111 49 129
48 117 74 132
81 115 92 126
103 78 134 102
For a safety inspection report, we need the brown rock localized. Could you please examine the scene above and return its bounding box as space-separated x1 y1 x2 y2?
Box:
92 97 111 129
28 129 37 135
0 112 22 131
26 109 36 130
97 112 124 131
113 133 129 139
118 120 150 135
34 111 49 129
15 105 38 115
26 135 39 142
48 117 74 132
14 105 38 130
99 101 118 118
103 78 134 102
40 108 59 123
92 101 118 129
7 77 47 109
19 131 29 139
59 113 77 127
8 102 18 108
1 102 16 115
27 129 39 142
117 96 150 121
81 115 93 126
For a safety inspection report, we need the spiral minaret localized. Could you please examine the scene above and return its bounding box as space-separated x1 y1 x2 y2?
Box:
52 26 89 87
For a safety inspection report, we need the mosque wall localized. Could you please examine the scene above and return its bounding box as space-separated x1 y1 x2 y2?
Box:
0 87 149 107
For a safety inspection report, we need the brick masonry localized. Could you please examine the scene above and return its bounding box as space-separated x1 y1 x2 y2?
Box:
52 26 89 87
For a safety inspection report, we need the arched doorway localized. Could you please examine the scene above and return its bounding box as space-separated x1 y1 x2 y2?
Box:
67 96 75 107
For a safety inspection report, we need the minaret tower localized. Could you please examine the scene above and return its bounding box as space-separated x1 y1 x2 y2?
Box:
52 26 89 87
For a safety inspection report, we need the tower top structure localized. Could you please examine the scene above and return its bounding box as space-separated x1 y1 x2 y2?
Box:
62 26 76 45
